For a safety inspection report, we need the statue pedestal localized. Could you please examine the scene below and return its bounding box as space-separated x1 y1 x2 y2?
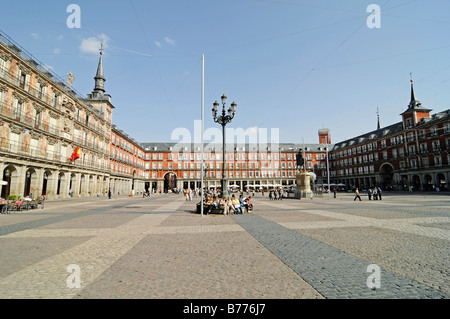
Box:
295 172 313 199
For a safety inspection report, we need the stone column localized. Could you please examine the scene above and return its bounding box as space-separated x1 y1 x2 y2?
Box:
81 174 88 197
46 170 59 199
32 168 44 198
58 171 70 199
72 173 81 197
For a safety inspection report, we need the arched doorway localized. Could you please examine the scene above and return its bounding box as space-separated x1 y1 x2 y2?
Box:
423 174 433 191
69 173 75 195
24 168 37 197
1 166 16 198
380 163 394 190
412 175 421 191
42 171 49 195
164 172 177 192
57 172 65 196
437 173 446 191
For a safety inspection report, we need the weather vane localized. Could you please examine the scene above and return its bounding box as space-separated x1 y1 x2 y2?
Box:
66 71 75 88
99 43 103 55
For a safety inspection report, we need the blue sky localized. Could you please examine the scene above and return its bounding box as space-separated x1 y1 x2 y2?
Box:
1 0 450 144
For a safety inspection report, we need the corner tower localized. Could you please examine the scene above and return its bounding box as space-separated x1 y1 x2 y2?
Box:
400 76 431 128
85 47 115 123
318 128 331 144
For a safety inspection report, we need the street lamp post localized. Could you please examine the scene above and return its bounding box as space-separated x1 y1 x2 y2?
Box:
212 94 237 196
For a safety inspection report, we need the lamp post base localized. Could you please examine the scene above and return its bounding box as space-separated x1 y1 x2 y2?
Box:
220 178 228 198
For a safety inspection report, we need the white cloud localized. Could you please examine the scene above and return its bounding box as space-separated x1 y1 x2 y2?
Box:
164 37 175 45
57 35 64 41
79 33 110 54
154 41 161 48
53 48 60 55
31 32 38 40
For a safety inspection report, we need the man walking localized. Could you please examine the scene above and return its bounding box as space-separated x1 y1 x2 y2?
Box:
354 188 361 201
377 187 382 200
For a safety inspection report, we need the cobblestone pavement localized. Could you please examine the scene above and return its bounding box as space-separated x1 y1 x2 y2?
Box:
0 192 448 299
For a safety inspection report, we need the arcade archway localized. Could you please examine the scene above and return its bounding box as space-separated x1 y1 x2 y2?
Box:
379 163 394 189
164 172 177 192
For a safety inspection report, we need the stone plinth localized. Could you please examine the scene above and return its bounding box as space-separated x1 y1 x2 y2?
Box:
295 172 313 199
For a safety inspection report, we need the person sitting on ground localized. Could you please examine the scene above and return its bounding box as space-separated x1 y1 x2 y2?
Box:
213 196 220 209
231 194 242 214
202 196 213 214
245 196 253 212
219 197 232 215
226 196 236 215
239 195 249 213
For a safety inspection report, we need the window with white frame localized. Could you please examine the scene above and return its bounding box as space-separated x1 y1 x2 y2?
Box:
430 126 438 136
434 156 442 166
444 123 450 133
432 140 440 151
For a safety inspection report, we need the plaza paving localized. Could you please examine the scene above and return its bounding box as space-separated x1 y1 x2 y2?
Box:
0 191 448 299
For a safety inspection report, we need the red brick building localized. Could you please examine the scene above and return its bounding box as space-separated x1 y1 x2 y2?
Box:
139 140 330 193
329 81 450 191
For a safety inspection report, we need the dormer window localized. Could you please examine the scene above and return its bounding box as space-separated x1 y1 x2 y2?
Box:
405 118 412 128
430 126 438 136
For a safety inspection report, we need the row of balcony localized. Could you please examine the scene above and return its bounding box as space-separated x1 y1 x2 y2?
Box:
0 69 107 137
0 101 108 155
0 140 109 172
332 146 449 168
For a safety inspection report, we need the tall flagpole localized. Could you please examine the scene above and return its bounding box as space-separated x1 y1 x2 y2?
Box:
201 54 205 217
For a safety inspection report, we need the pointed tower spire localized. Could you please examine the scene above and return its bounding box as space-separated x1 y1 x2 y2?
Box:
401 73 431 127
92 44 106 97
377 108 381 130
408 73 421 109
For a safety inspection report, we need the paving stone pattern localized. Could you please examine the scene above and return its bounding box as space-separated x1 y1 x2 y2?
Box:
0 192 448 299
232 213 447 299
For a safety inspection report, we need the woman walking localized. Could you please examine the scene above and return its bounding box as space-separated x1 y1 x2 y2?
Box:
354 188 361 201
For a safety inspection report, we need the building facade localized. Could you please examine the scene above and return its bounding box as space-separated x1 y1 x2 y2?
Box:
0 31 112 200
110 125 146 195
139 141 330 193
1 30 448 200
329 81 450 191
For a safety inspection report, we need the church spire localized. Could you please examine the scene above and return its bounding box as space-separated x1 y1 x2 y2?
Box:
92 44 106 97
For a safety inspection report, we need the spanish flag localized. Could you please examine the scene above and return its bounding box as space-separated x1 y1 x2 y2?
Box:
69 146 81 161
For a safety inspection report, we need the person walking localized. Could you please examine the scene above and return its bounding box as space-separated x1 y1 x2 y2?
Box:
354 188 361 201
333 187 336 198
368 188 373 200
108 188 111 199
377 187 382 200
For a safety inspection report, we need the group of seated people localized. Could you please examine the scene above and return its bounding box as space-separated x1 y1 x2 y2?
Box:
201 194 253 215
